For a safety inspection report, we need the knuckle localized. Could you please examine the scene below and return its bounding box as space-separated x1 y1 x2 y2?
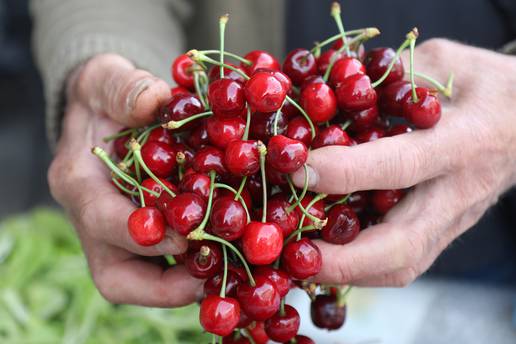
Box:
418 38 451 56
392 267 419 288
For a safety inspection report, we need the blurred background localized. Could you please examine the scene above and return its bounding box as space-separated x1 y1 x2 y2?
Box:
0 0 515 343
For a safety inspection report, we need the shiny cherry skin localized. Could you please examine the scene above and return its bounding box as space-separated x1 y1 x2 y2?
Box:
317 49 344 75
209 63 247 84
254 266 291 298
300 82 337 123
266 135 308 174
141 141 176 178
185 241 223 279
402 87 442 129
242 50 280 75
210 196 247 241
332 40 366 60
188 120 210 149
147 127 174 146
162 192 206 235
208 78 246 118
200 295 240 336
310 294 346 330
250 111 288 143
224 140 260 177
204 270 241 298
388 124 413 136
282 238 322 280
127 207 166 246
141 178 178 207
322 204 360 244
282 48 318 86
379 80 412 117
192 146 227 175
242 222 283 265
348 191 369 213
265 162 288 186
286 116 317 147
245 70 291 113
171 54 195 89
114 133 130 159
265 305 300 342
365 47 404 85
300 75 326 92
247 321 270 344
170 85 191 97
296 195 326 228
159 93 204 130
345 106 379 133
354 126 386 144
371 189 404 214
329 57 366 87
237 275 281 321
312 125 352 149
206 115 245 149
292 335 316 344
266 194 300 237
179 172 212 200
336 74 377 112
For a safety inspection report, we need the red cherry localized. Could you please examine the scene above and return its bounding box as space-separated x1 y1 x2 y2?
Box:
242 222 283 265
159 94 204 131
206 115 245 149
171 54 195 89
192 146 227 175
371 189 404 214
141 178 177 207
247 173 264 205
209 63 247 84
114 134 130 160
282 48 318 86
200 295 240 336
286 116 317 147
127 207 165 246
317 49 344 75
210 196 247 241
223 335 251 344
170 142 194 167
265 162 288 186
402 87 441 129
292 335 316 344
310 294 346 330
266 194 300 237
170 85 191 97
345 106 379 133
179 172 212 200
242 50 280 75
224 140 260 177
265 305 300 342
247 321 270 344
250 111 288 143
322 204 360 245
300 75 326 92
329 57 366 87
296 195 326 228
348 191 369 213
379 80 412 117
388 124 413 136
281 92 302 118
312 125 352 149
254 266 291 298
204 270 241 298
147 127 174 146
208 79 246 118
245 70 290 113
336 74 377 112
162 192 206 235
354 126 386 144
188 120 210 149
365 47 404 85
282 238 322 280
185 241 223 279
360 212 381 228
266 135 308 174
300 82 337 123
237 275 280 321
141 141 176 178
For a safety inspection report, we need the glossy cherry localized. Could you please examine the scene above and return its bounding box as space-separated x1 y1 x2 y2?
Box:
200 295 240 336
402 87 442 129
147 127 174 146
322 204 360 244
345 106 379 133
310 294 346 330
379 80 412 117
171 54 195 89
179 172 212 200
282 238 322 280
170 85 191 97
348 191 369 213
224 140 260 177
296 195 326 228
237 275 281 321
317 49 344 75
365 47 404 84
242 50 280 75
371 189 404 215
250 111 288 142
266 194 300 237
266 135 308 174
141 141 176 178
204 270 241 298
188 120 210 149
265 162 288 186
159 93 204 130
245 70 291 113
246 321 270 344
210 196 247 241
329 57 366 87
300 82 337 123
286 116 317 147
192 146 227 175
254 266 291 298
162 192 206 235
354 126 386 144
127 207 166 246
312 125 352 149
209 63 247 84
264 305 300 342
336 73 377 112
208 78 246 118
292 335 316 344
141 178 178 207
282 48 318 85
242 221 283 265
388 124 413 136
185 241 223 279
206 115 245 149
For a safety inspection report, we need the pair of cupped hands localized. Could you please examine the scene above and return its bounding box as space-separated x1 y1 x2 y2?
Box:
48 39 516 307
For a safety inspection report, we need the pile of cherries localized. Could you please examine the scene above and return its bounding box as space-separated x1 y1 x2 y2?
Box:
93 3 452 343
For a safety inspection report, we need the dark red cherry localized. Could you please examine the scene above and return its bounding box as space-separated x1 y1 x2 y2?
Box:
242 50 280 75
224 140 260 177
237 275 280 321
128 207 166 246
159 94 204 131
141 141 176 178
292 335 316 344
242 222 283 265
266 194 300 237
286 116 317 147
141 178 178 207
114 132 130 159
245 70 290 113
254 266 291 298
365 47 404 85
209 63 247 84
371 189 404 214
179 172 212 200
185 241 223 279
360 212 381 228
237 310 252 329
171 54 195 89
336 74 377 112
282 48 318 86
170 142 194 167
345 106 379 133
147 127 174 146
250 111 288 143
348 191 369 213
192 146 227 175
296 195 326 228
322 204 360 245
208 79 246 118
223 335 251 344
200 295 240 336
329 57 366 87
247 321 270 344
206 115 245 149
265 162 288 186
312 125 352 149
300 75 326 92
300 82 337 123
267 135 308 174
247 173 264 205
310 294 346 330
379 80 412 117
265 305 300 342
388 124 413 136
354 126 386 144
188 120 210 149
282 238 322 280
170 85 191 97
402 87 441 129
204 270 241 298
210 196 247 241
317 49 344 75
162 192 206 235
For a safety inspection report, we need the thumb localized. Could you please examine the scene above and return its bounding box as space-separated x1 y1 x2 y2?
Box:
73 53 170 127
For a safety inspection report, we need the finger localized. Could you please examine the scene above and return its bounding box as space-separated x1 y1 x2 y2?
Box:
74 54 170 127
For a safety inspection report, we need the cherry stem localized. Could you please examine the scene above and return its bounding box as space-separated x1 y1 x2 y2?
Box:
371 28 418 88
286 164 309 213
219 14 229 78
214 183 251 223
199 50 252 66
285 95 316 139
134 158 142 183
235 176 247 201
257 142 268 223
102 128 134 142
176 152 186 181
220 245 228 298
286 176 327 228
162 110 213 130
196 170 217 231
336 285 353 308
280 298 286 317
121 124 161 164
284 224 317 245
331 2 350 56
243 107 251 140
272 102 284 136
341 119 352 131
324 193 351 212
409 33 418 103
130 139 176 197
111 177 138 196
194 71 209 109
242 329 257 344
296 193 328 240
188 50 250 80
406 71 454 98
310 27 377 54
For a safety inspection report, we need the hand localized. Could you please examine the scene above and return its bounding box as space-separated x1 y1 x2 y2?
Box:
48 54 203 306
292 39 516 287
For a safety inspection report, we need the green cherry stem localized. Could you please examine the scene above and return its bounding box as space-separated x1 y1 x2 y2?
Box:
272 101 285 137
296 193 328 240
309 27 378 54
176 152 186 181
286 175 326 227
234 176 247 201
194 170 217 232
214 183 251 223
406 71 454 98
102 128 134 142
341 119 352 131
284 225 317 245
188 50 250 80
219 14 229 78
336 285 353 308
280 298 286 317
242 329 257 344
286 164 309 213
331 2 350 56
134 158 142 183
243 107 251 140
324 193 352 212
199 50 252 66
193 71 209 109
219 245 228 298
111 177 138 196
409 30 419 103
162 110 213 130
257 142 268 223
285 95 316 140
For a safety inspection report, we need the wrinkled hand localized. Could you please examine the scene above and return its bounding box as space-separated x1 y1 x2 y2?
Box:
48 54 203 306
292 39 516 287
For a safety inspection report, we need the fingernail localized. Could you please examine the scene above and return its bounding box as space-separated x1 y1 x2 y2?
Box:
292 164 318 188
126 78 154 112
